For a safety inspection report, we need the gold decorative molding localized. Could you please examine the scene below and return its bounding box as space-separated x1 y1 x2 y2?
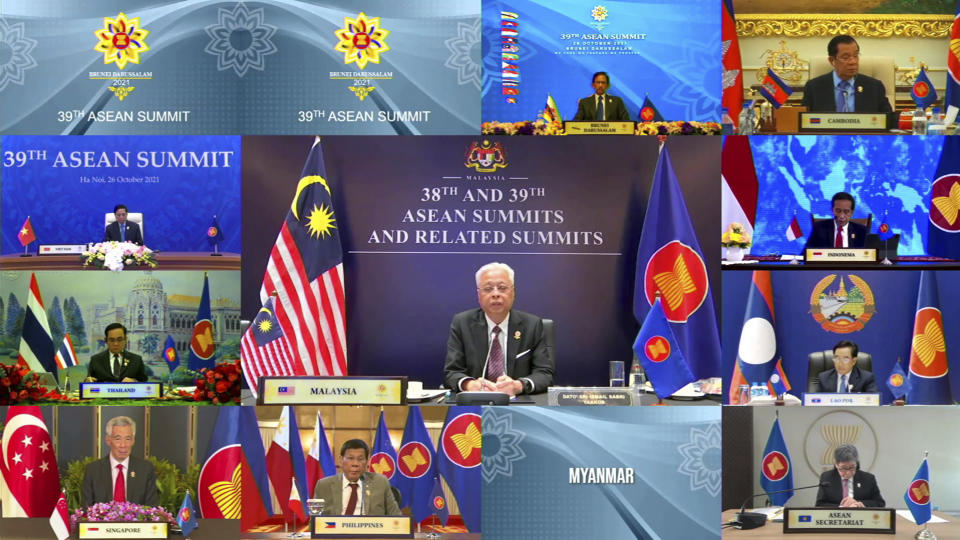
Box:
737 14 952 39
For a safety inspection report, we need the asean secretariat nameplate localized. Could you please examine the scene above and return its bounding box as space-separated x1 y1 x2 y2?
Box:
783 508 894 534
79 382 161 400
78 522 169 539
564 121 636 135
803 393 880 406
258 376 407 405
799 112 890 131
311 516 413 538
547 387 634 406
805 248 877 263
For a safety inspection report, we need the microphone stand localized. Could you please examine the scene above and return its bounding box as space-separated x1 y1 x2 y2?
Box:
732 482 827 530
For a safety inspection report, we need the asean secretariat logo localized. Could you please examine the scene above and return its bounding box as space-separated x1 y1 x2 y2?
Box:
368 451 397 480
809 274 875 334
910 307 947 378
94 13 150 69
643 241 709 323
908 479 931 505
398 442 432 478
761 451 790 482
335 13 390 70
464 141 508 173
929 174 960 232
440 413 481 468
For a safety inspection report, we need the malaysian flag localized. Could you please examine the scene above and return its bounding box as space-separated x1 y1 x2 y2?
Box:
242 296 301 397
257 137 347 377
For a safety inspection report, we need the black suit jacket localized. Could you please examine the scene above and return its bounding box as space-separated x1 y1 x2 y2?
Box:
801 72 893 113
815 367 877 393
81 455 159 508
104 220 143 245
572 94 631 121
815 468 885 508
803 220 868 251
88 350 148 382
444 309 554 393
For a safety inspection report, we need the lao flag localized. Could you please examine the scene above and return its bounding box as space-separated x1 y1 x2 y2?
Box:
0 407 60 517
946 4 960 122
904 458 932 525
886 360 912 400
306 412 337 497
18 216 36 247
766 358 791 396
633 297 695 398
54 333 78 370
394 407 437 522
737 270 779 384
785 215 803 242
163 334 179 373
17 273 57 381
177 491 199 538
435 407 481 532
49 490 70 540
722 0 744 128
198 408 273 530
429 476 449 526
188 273 216 371
368 411 398 485
759 69 793 108
207 216 224 246
639 95 664 122
634 146 721 379
877 212 895 241
266 406 309 522
911 67 938 110
907 271 952 404
760 418 793 506
927 138 960 260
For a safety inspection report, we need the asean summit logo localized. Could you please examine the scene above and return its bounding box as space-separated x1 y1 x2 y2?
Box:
643 240 709 323
334 12 390 70
464 141 508 173
809 274 875 333
929 174 960 232
94 13 150 69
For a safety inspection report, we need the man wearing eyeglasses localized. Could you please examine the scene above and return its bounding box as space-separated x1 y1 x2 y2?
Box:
801 35 892 113
815 444 885 508
81 416 159 507
444 262 554 395
814 340 876 394
803 192 868 251
85 323 148 382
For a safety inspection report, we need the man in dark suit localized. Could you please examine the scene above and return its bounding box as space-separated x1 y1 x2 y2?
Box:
801 35 892 113
815 340 877 393
444 262 554 395
572 72 631 122
804 192 868 251
85 323 148 382
816 444 885 508
81 416 158 508
104 204 143 245
313 439 401 516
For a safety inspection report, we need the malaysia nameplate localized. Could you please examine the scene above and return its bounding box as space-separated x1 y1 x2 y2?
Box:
258 376 407 405
78 522 169 539
803 393 880 406
79 382 161 400
799 112 889 131
311 515 413 538
805 248 876 263
783 507 894 534
564 121 635 135
547 387 634 405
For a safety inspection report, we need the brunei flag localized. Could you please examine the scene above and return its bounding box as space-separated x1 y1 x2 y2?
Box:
907 271 952 404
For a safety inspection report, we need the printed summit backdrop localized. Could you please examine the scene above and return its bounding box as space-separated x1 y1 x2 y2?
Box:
242 136 720 388
480 0 721 123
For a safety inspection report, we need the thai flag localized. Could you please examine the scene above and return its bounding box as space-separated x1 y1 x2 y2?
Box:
54 334 78 370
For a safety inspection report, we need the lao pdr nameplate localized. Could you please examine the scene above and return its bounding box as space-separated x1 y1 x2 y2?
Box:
311 516 413 538
783 508 894 534
258 376 407 405
79 382 161 400
78 522 169 539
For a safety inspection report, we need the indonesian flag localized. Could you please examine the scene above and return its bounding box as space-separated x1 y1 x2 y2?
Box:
721 136 758 253
785 215 803 241
0 407 61 518
50 490 70 540
18 216 36 247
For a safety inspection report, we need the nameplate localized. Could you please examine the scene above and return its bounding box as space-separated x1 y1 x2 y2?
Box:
547 387 634 406
799 112 889 131
258 376 407 405
78 522 169 539
803 393 880 406
783 508 894 534
79 382 161 399
805 248 876 263
39 244 88 255
311 516 413 538
564 121 635 135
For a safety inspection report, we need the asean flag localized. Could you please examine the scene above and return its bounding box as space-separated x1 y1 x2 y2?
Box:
759 418 793 506
907 271 952 404
633 296 695 399
187 272 216 371
368 411 398 486
904 458 931 525
393 407 437 523
435 407 481 532
927 138 960 260
736 270 779 384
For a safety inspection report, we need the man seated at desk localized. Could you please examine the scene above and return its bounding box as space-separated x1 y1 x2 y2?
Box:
85 323 148 383
104 204 143 245
313 439 401 516
801 35 893 114
815 444 885 508
804 192 867 251
81 416 159 508
572 71 631 122
814 340 877 393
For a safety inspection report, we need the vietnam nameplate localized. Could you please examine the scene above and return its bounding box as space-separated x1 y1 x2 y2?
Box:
564 121 635 135
79 382 161 400
258 376 407 405
547 387 634 406
38 244 88 255
783 507 894 534
311 515 413 538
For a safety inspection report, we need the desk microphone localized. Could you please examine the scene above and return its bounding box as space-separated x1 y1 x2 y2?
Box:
734 481 828 530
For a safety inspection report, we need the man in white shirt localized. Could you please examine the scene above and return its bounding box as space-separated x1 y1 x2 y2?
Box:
81 416 158 507
312 439 401 516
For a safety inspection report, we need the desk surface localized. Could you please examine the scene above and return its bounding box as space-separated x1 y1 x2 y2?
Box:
0 251 240 271
721 509 957 538
0 517 238 540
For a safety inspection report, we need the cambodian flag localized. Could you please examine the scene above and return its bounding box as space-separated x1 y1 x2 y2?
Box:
760 418 793 506
904 458 931 525
759 69 792 108
907 271 952 404
722 0 743 128
737 270 779 384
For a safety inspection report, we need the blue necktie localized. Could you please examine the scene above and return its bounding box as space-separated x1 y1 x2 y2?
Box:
840 374 848 393
596 96 605 121
838 81 851 112
120 224 125 242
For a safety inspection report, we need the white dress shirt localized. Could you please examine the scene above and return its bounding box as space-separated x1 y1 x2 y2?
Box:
341 475 365 515
109 455 130 489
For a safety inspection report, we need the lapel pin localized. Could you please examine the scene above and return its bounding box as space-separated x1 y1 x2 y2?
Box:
514 331 521 340
857 86 863 93
131 471 136 478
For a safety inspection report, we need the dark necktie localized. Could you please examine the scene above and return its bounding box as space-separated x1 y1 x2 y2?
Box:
113 354 122 379
840 374 848 393
838 81 851 112
114 464 126 502
487 326 504 381
120 224 126 242
835 226 843 248
345 482 359 515
596 96 605 121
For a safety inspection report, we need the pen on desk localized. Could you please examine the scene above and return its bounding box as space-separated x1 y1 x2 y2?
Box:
436 391 449 403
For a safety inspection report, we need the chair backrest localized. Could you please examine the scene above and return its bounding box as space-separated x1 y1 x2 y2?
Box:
810 214 873 234
104 212 144 242
542 318 555 369
390 485 402 508
806 350 874 392
808 56 895 109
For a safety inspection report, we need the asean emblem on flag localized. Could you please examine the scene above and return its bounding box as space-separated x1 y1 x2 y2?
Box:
464 141 507 173
191 319 215 359
910 307 947 378
179 507 192 522
165 348 177 363
369 451 397 479
761 451 790 482
207 226 219 238
440 413 482 468
929 174 960 232
640 107 656 121
888 373 905 388
643 240 709 323
198 446 242 519
433 496 445 510
398 442 431 478
878 223 890 235
810 274 875 333
908 479 931 505
334 12 390 70
643 336 670 363
913 80 930 98
94 13 150 69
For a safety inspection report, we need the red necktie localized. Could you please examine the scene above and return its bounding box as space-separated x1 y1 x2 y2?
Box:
114 464 126 502
486 326 504 381
345 482 359 515
835 226 843 248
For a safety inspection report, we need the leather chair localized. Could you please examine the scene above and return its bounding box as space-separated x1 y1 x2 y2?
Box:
542 318 555 370
391 486 402 508
807 350 873 393
808 56 896 109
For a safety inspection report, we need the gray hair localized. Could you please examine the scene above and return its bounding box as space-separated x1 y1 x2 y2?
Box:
105 416 136 438
475 262 515 287
834 444 858 464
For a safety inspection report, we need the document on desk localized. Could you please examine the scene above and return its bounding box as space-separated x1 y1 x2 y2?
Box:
896 510 948 524
751 506 785 522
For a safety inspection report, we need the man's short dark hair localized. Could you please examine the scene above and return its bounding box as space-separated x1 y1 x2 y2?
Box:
114 204 128 214
831 192 856 212
340 439 370 458
592 71 610 84
833 339 859 359
104 323 127 338
827 35 858 57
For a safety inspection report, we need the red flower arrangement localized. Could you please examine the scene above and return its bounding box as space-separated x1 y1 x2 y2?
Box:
0 362 46 405
190 359 241 404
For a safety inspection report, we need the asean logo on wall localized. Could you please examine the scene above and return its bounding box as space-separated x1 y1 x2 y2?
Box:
809 274 875 333
334 12 390 70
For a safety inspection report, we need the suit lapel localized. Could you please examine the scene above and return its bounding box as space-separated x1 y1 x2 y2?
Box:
472 311 488 376
507 314 521 377
825 370 838 392
101 457 113 500
332 474 344 513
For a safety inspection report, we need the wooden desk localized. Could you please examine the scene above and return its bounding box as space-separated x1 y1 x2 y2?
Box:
722 509 957 538
0 252 240 270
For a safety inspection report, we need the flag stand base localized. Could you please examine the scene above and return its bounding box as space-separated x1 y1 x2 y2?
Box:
894 399 906 406
652 398 668 406
880 257 892 265
19 253 32 257
916 525 936 540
